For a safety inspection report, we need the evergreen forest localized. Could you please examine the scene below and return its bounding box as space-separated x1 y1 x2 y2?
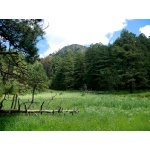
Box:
0 19 150 99
41 30 150 93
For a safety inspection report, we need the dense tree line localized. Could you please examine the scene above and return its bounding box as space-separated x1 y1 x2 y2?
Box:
41 30 150 93
1 21 150 97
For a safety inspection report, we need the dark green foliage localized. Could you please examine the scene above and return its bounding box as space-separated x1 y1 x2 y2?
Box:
74 52 85 89
1 27 148 94
45 30 150 93
113 30 150 93
85 43 115 90
27 61 48 102
0 19 45 61
62 53 75 89
50 56 64 90
0 19 46 97
1 21 150 94
51 53 75 90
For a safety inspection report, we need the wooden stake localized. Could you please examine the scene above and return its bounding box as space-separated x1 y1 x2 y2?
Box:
40 102 44 114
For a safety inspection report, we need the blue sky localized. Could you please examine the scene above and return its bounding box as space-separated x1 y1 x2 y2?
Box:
109 19 150 43
37 19 150 57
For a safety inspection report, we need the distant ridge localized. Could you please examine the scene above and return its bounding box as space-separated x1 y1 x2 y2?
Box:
50 44 87 57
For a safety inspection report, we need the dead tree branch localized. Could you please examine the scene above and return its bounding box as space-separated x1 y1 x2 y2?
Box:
0 109 79 114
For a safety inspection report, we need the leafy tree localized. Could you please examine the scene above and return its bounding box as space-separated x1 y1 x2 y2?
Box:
74 52 85 89
135 33 150 89
98 45 118 91
51 53 75 90
84 44 100 90
40 57 52 79
0 51 28 99
85 43 111 90
0 76 3 98
45 29 150 93
1 51 27 81
0 19 46 98
0 19 45 85
27 61 48 102
63 52 75 89
50 56 64 90
113 30 148 93
0 19 45 61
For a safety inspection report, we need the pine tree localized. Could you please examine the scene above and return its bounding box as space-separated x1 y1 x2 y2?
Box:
113 30 149 93
74 52 85 89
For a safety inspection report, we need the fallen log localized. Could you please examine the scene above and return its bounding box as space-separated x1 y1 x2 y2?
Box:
0 109 79 114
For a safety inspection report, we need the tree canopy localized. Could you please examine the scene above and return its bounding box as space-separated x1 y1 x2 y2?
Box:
41 30 150 93
0 19 47 98
0 21 150 95
0 19 45 61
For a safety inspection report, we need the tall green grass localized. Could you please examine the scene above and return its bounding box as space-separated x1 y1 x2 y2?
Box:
0 90 150 131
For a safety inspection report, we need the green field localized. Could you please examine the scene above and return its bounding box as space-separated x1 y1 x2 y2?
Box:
0 90 150 131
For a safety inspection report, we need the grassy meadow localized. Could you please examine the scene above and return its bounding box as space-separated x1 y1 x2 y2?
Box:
0 90 150 131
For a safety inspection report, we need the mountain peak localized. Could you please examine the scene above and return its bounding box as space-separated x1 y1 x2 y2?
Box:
51 44 87 57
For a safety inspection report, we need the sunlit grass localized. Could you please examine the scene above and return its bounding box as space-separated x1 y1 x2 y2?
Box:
0 90 150 131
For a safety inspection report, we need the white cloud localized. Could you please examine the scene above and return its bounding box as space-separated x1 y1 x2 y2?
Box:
40 0 128 57
139 25 150 38
40 41 68 57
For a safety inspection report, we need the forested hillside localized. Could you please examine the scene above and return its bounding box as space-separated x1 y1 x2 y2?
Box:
0 22 150 96
41 30 150 93
50 44 86 57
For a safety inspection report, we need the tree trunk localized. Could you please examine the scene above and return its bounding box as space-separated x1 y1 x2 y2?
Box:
31 85 37 103
129 82 133 94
